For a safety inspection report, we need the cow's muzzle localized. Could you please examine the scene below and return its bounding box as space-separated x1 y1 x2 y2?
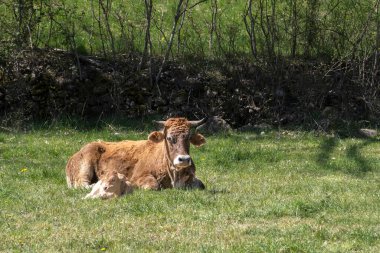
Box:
173 155 192 168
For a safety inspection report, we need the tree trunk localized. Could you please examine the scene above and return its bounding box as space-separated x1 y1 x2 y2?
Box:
291 0 298 58
138 0 153 71
155 0 185 94
243 0 257 58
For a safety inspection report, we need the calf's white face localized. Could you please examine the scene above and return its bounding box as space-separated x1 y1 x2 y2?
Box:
84 172 132 199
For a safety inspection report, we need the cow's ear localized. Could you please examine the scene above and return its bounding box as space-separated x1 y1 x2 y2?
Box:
148 131 165 142
190 133 206 147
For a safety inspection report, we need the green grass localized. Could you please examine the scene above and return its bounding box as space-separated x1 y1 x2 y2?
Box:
0 121 379 252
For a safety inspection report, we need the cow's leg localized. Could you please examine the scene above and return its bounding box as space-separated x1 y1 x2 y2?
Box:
66 156 77 188
84 181 101 199
186 177 205 190
77 160 96 188
134 175 159 190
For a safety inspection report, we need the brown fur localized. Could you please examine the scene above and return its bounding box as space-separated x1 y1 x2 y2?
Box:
66 118 206 190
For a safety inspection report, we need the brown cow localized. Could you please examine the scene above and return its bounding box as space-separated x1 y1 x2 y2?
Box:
66 117 207 190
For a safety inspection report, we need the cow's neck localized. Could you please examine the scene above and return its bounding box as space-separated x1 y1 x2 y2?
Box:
162 137 176 187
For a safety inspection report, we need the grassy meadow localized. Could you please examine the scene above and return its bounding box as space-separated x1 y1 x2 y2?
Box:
0 119 379 252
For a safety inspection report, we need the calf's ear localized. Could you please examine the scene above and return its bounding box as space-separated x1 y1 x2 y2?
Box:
117 173 126 181
190 133 206 147
148 131 165 142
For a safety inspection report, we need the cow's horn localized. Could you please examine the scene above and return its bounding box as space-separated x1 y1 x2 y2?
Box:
188 117 208 127
153 120 166 127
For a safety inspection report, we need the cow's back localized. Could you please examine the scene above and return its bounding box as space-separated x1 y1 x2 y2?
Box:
97 140 166 183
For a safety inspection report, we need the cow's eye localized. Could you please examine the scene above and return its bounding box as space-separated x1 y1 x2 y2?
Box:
167 136 176 144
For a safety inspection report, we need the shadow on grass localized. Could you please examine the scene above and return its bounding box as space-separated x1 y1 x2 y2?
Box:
316 137 378 176
206 188 230 195
27 114 164 132
346 140 377 174
316 137 339 169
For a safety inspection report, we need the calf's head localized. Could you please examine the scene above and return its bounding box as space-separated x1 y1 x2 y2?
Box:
84 171 132 199
149 117 206 169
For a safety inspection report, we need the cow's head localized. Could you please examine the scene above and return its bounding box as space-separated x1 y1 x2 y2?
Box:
148 117 206 170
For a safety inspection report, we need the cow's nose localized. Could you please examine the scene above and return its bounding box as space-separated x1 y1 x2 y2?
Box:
174 155 192 167
178 155 191 163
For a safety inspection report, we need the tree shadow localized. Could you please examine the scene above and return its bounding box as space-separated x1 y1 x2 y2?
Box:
316 137 378 177
206 188 231 195
345 140 378 175
27 115 162 132
316 137 339 169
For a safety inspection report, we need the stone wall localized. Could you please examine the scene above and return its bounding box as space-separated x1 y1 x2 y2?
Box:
0 49 377 129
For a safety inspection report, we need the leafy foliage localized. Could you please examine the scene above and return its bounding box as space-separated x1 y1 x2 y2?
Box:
0 0 379 59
